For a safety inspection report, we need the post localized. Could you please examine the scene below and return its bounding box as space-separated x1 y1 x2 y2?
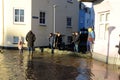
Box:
53 5 56 34
106 26 115 64
106 33 110 64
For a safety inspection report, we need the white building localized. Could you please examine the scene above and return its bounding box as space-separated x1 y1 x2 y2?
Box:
0 0 79 48
93 0 120 64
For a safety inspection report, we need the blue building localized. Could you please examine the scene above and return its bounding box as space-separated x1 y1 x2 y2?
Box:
78 2 95 53
78 2 95 31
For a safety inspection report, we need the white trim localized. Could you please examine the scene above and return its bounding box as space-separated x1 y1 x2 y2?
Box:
13 8 26 24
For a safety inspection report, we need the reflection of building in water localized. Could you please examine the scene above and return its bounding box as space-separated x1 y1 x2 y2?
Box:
76 59 93 80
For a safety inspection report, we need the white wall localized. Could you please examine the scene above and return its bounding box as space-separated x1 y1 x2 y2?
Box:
94 0 120 58
0 0 3 46
2 0 32 47
1 0 79 48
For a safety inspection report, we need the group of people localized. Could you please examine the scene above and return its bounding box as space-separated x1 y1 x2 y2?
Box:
71 27 95 53
18 31 63 55
18 30 36 57
48 32 63 54
48 27 95 54
17 28 96 56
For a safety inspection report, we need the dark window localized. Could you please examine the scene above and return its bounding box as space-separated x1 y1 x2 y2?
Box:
14 9 24 23
67 17 72 27
39 12 46 24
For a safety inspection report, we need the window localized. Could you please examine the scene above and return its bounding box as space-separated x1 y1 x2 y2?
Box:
39 12 46 25
106 13 110 21
13 36 24 44
13 36 19 44
14 9 24 23
100 14 104 22
80 3 84 10
67 17 72 27
98 11 110 40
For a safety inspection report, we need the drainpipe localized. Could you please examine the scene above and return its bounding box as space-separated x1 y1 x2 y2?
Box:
78 0 82 31
53 5 56 34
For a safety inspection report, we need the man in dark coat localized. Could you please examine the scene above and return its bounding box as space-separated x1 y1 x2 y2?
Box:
55 32 62 50
26 30 36 56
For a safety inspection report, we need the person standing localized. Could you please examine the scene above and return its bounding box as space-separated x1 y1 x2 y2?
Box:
57 32 62 50
54 32 58 48
87 27 95 53
55 32 62 50
26 30 36 57
71 32 75 51
49 33 54 54
73 32 80 53
18 36 24 54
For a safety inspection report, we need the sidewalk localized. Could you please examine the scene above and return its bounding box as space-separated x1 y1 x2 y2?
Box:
0 49 119 80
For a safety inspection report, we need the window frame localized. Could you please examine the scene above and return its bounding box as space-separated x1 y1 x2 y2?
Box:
98 11 110 40
13 36 24 44
66 17 72 28
39 11 46 26
14 8 25 24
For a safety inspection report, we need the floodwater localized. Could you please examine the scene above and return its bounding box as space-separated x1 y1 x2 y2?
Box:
0 50 120 80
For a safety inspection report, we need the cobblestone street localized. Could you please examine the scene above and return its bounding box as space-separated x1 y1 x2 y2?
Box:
0 50 120 80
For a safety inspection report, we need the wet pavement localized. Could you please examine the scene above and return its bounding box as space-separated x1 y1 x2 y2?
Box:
0 50 120 80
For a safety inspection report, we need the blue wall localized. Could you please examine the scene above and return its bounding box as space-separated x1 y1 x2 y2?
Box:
78 2 95 31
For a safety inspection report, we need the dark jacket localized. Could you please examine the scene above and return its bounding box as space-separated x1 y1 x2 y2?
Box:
26 31 36 47
49 35 54 45
55 35 62 44
73 34 80 44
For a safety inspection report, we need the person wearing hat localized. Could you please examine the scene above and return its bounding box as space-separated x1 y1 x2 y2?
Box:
87 27 95 53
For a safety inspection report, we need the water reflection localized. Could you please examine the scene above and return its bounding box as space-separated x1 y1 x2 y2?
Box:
18 54 24 66
25 55 35 80
0 50 120 80
76 59 94 80
104 65 108 79
25 55 79 80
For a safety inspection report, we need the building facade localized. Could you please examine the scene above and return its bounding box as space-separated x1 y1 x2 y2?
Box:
79 2 94 30
0 0 79 48
93 0 120 64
